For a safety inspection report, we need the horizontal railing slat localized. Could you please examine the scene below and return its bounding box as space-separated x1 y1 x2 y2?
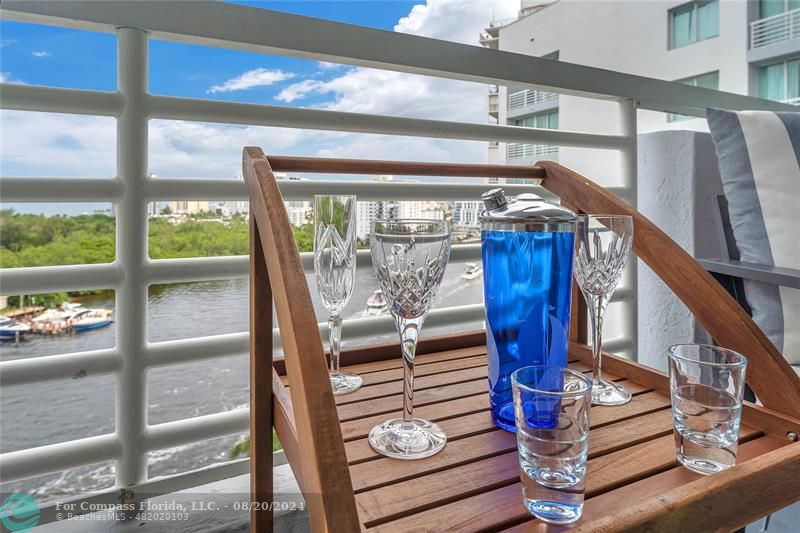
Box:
0 263 122 293
0 82 122 116
144 409 249 451
0 348 120 387
2 1 794 116
0 177 123 202
148 94 627 149
0 433 121 482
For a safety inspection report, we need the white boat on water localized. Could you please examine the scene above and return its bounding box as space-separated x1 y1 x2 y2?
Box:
363 290 388 317
33 302 84 324
32 302 113 333
69 308 114 332
0 316 31 340
460 262 483 281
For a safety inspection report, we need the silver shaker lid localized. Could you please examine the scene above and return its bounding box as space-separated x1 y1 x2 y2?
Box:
479 188 576 232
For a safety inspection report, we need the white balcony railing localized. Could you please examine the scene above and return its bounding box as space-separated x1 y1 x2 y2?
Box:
751 8 800 48
0 0 795 523
508 89 558 110
506 142 558 160
782 96 800 105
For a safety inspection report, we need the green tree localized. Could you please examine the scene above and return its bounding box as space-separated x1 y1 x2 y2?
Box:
0 209 315 308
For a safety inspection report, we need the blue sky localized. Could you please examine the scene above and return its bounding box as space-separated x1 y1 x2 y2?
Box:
1 0 516 215
1 2 418 95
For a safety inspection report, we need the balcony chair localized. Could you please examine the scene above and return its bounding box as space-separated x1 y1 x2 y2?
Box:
242 146 800 532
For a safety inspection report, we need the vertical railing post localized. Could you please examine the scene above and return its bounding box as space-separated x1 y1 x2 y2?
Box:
115 27 149 488
619 98 638 361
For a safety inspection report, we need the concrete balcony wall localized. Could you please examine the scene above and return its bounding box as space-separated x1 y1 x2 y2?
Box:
636 130 724 371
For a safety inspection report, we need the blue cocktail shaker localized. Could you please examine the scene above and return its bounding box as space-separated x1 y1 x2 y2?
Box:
479 189 577 432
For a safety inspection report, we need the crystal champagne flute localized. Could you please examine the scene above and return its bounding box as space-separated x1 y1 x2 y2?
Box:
573 214 633 405
313 195 362 394
368 219 451 459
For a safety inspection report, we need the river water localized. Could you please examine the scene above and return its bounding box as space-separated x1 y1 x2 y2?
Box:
0 261 484 500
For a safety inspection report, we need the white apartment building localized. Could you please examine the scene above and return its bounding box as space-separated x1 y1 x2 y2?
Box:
452 200 483 230
223 199 249 216
419 200 447 221
220 171 312 226
354 175 437 240
484 0 800 184
285 200 312 227
357 199 425 241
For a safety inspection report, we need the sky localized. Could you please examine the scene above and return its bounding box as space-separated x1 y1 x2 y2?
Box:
0 0 518 215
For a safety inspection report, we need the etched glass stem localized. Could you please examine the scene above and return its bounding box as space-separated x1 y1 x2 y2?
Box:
396 315 421 427
587 294 606 386
329 314 342 374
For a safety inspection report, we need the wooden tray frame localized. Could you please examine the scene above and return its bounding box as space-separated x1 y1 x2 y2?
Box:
243 149 800 532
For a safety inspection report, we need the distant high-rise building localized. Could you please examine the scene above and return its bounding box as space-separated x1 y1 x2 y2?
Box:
223 199 250 216
148 201 163 217
452 201 483 230
168 200 209 215
419 201 446 221
354 175 452 240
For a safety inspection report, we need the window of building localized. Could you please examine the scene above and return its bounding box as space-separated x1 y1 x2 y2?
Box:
759 58 800 104
760 0 800 20
670 1 719 49
515 110 559 129
667 71 719 122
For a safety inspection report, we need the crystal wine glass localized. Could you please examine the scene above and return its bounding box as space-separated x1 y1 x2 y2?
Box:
314 195 363 394
573 215 634 406
368 219 451 459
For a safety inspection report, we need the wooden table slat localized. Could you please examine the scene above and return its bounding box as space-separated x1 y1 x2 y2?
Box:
335 365 489 406
279 344 488 385
337 378 485 422
345 354 487 391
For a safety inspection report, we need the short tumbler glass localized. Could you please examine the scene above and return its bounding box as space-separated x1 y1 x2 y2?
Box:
511 366 592 525
668 344 747 475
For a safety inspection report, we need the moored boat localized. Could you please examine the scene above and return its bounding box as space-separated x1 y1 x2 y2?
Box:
0 316 31 340
460 262 483 281
69 308 114 331
363 289 388 317
33 302 84 324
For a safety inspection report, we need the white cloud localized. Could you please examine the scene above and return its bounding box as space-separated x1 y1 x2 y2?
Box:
0 72 24 84
279 0 517 121
32 50 52 58
317 61 346 70
275 79 328 103
3 0 517 186
207 68 295 94
1 112 116 177
275 0 517 162
148 119 319 177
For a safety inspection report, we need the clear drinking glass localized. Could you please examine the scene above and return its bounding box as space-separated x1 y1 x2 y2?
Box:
512 366 592 525
368 219 451 459
573 215 634 406
313 195 363 395
668 344 747 475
